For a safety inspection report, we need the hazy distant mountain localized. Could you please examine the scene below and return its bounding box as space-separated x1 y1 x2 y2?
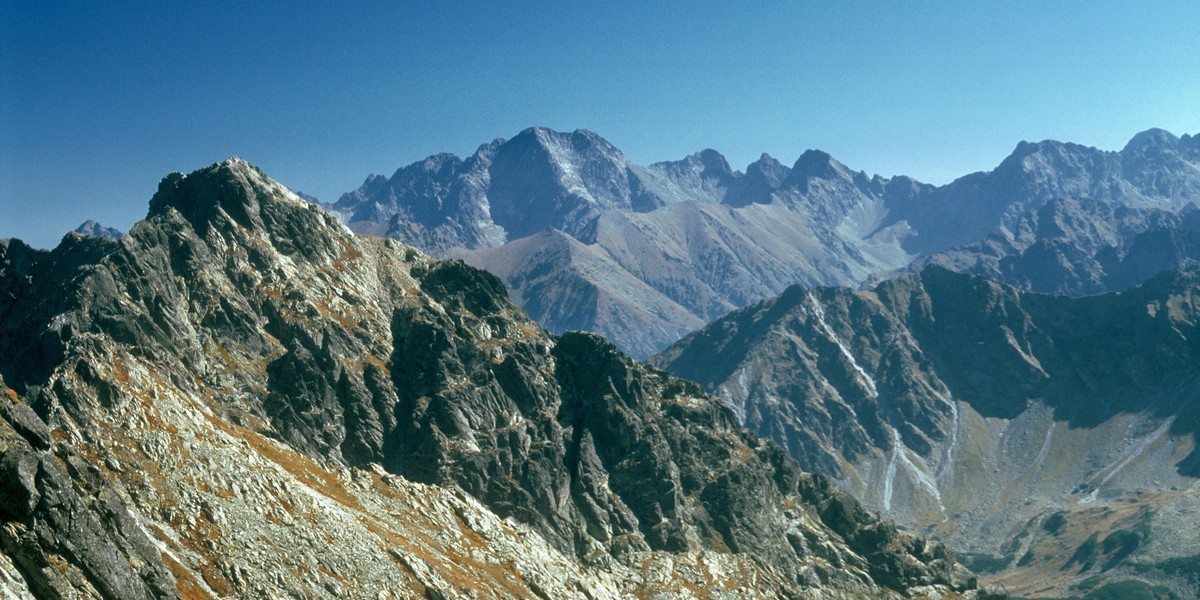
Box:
290 189 322 204
914 196 1200 295
337 127 741 254
458 161 925 356
340 127 928 356
72 220 123 240
342 127 1200 357
891 128 1200 254
654 266 1200 596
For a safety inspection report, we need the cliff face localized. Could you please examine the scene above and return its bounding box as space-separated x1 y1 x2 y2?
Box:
0 159 983 598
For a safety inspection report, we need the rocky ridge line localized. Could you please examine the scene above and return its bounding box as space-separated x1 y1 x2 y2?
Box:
0 158 988 598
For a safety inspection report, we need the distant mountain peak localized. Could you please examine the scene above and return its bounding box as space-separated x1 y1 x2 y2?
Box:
414 152 465 176
1123 127 1180 154
72 220 124 240
1006 138 1073 160
786 149 853 186
660 148 735 180
694 148 733 176
746 153 787 174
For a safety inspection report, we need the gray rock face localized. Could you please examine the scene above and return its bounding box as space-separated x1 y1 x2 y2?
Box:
1 376 179 600
654 266 1200 596
0 158 985 598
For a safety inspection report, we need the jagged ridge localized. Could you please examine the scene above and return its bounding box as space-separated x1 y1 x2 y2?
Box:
0 158 984 598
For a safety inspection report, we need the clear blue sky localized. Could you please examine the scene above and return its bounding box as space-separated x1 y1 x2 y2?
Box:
3 1 1198 248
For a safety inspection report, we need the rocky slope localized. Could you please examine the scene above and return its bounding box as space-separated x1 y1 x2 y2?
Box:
654 266 1200 597
0 158 986 598
344 127 1200 358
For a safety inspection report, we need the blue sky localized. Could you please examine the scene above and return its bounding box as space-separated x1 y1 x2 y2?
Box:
2 1 1198 248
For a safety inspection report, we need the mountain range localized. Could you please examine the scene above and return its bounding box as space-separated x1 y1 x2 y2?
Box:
913 196 1200 296
0 159 986 599
654 266 1200 597
11 125 1200 598
334 127 1200 357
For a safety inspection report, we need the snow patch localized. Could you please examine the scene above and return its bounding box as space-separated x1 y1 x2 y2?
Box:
807 292 877 397
937 399 961 482
891 426 944 512
883 442 898 511
1078 417 1174 505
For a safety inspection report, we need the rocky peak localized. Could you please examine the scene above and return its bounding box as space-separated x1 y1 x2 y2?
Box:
693 148 734 177
510 126 625 163
408 152 464 178
651 149 737 192
142 157 348 267
1122 127 1180 155
882 175 931 205
1182 132 1199 152
785 149 856 189
147 157 302 234
351 172 390 197
995 139 1093 178
746 152 790 182
719 153 792 207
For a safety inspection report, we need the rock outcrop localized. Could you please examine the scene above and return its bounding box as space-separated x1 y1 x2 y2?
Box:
0 159 985 598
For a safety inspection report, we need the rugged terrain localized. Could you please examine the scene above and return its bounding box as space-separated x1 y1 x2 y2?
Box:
0 159 986 598
338 127 1200 357
655 267 1200 597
